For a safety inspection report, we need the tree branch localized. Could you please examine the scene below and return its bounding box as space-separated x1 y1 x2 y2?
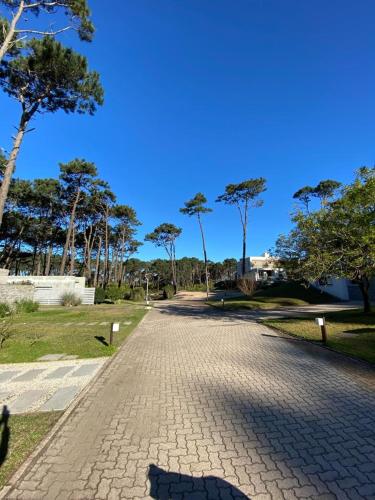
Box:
15 26 72 35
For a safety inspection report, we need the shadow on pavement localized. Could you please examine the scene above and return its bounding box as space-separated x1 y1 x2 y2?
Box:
148 464 250 499
0 405 10 468
155 300 375 387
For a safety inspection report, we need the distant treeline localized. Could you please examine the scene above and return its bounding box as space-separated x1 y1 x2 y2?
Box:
0 158 237 288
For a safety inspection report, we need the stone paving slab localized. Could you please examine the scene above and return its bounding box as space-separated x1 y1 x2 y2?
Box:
40 386 80 411
38 354 66 361
45 366 75 379
70 364 99 378
0 371 20 382
2 300 375 499
0 358 106 414
11 390 44 413
12 369 45 382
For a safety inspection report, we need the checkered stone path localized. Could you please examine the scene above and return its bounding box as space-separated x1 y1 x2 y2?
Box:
3 300 375 499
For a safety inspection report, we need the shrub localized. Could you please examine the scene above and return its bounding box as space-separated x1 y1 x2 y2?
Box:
105 285 130 302
95 287 106 304
237 278 257 297
0 303 14 349
15 299 39 313
61 292 82 307
184 283 212 292
214 280 238 291
163 285 175 300
130 287 145 302
0 302 12 318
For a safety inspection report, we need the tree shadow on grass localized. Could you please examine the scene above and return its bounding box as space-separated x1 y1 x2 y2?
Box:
343 328 375 335
0 405 10 468
148 464 250 499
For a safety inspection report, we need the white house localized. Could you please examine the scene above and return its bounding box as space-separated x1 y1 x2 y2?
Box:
312 277 375 302
237 252 285 282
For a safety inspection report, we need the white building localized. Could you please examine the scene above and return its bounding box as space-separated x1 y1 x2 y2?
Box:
237 252 285 282
313 277 375 302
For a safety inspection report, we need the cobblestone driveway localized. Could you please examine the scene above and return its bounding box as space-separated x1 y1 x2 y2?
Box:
3 300 375 499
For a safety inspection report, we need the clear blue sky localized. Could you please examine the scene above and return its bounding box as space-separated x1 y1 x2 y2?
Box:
1 0 374 262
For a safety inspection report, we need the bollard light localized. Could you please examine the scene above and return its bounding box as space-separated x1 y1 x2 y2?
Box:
315 317 327 344
110 322 120 345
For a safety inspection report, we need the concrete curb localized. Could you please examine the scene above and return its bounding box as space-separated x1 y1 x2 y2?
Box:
0 308 150 499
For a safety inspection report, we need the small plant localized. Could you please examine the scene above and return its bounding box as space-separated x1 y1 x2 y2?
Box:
237 278 257 297
15 299 39 313
0 304 14 349
163 285 175 300
61 292 82 307
0 303 12 318
129 287 145 302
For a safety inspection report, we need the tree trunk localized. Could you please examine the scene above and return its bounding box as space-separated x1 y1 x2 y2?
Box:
69 224 76 275
83 227 90 279
0 1 24 64
240 202 248 277
103 208 109 287
0 113 29 227
87 229 97 286
242 237 246 276
60 188 80 275
3 224 25 268
93 236 102 287
118 230 126 287
359 276 371 314
35 251 42 276
44 244 53 276
197 214 210 300
171 243 178 293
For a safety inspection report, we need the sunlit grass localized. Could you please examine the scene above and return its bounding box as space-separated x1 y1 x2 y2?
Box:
0 304 147 363
0 411 62 489
263 309 375 364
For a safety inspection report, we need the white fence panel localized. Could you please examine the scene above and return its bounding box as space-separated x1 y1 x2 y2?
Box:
34 286 61 305
82 288 95 305
34 286 95 305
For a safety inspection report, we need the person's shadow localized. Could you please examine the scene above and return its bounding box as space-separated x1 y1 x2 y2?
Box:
0 405 10 468
149 464 250 499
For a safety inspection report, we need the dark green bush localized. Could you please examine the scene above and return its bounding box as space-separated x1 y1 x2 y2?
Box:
184 283 212 292
214 280 238 291
95 287 106 304
0 303 12 318
130 287 145 302
105 285 130 302
163 285 175 300
15 299 39 313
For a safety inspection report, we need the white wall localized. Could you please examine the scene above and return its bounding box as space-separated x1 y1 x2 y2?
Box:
312 278 349 301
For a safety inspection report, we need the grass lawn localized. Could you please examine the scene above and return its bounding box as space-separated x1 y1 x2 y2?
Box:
0 411 62 489
263 309 375 364
0 303 147 363
208 282 336 310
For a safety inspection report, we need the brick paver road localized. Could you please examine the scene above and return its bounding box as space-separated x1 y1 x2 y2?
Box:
3 300 375 499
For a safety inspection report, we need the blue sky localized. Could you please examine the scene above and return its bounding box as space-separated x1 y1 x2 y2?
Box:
1 0 374 261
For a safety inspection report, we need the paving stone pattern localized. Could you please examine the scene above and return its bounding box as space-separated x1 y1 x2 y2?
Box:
0 359 106 414
4 301 375 499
